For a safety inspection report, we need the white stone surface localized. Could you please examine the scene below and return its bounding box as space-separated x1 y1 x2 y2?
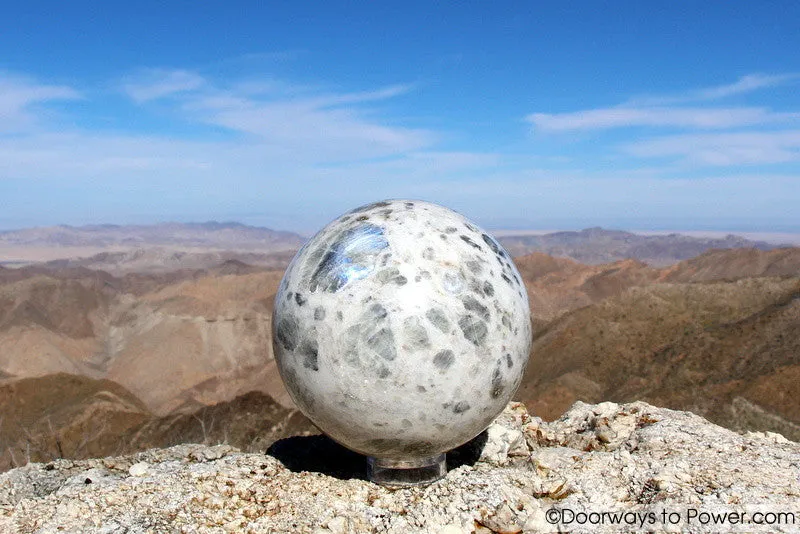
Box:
2 402 798 534
273 200 532 459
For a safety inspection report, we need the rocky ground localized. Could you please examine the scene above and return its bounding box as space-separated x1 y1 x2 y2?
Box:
1 401 798 533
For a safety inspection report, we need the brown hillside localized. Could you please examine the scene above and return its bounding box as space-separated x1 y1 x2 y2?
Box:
0 265 289 415
128 390 316 454
0 374 315 473
0 275 109 338
514 252 659 323
1 246 799 452
660 247 800 282
105 271 286 414
518 277 800 440
0 373 150 470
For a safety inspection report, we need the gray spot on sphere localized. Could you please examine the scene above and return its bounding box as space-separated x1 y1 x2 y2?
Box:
425 308 450 333
366 303 388 321
481 233 502 255
453 401 471 414
314 307 326 320
490 366 505 398
375 267 401 284
403 317 430 350
366 327 397 361
460 235 482 251
483 281 494 296
299 338 319 371
458 315 488 346
276 315 300 351
349 200 392 214
461 296 490 322
466 260 482 274
433 349 455 370
284 367 315 410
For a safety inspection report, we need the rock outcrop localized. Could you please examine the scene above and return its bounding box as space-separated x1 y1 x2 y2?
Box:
1 401 798 533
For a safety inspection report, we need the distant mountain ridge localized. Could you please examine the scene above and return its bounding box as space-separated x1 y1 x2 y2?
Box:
497 226 781 266
43 248 297 275
1 223 789 269
0 221 305 250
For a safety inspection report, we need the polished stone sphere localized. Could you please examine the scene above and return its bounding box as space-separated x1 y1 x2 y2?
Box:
273 200 531 462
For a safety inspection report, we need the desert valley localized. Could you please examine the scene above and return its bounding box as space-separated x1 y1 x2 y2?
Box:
0 222 798 472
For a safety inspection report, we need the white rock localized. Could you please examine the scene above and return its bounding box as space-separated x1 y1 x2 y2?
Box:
0 401 797 534
128 462 149 477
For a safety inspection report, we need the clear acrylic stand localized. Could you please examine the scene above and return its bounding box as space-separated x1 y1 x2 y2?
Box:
367 454 446 487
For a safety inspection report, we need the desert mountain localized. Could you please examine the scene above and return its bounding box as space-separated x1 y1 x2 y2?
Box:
514 253 661 324
0 246 798 473
659 246 800 282
498 227 779 265
0 222 304 250
0 222 304 274
0 265 291 415
44 248 297 275
518 273 800 440
1 223 786 273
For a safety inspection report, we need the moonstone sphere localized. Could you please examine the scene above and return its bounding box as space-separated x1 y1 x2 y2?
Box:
273 200 531 460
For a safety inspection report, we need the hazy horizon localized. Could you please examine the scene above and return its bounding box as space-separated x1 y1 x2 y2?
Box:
2 218 800 248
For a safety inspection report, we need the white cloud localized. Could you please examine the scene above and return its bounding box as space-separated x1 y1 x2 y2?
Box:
0 74 80 132
625 130 800 165
123 69 206 102
528 73 800 133
116 68 428 161
308 84 414 107
628 73 799 106
177 82 431 161
695 73 799 100
0 69 436 188
526 73 800 170
527 107 793 132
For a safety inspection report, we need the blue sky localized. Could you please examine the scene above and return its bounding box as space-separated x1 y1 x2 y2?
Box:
1 1 799 233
